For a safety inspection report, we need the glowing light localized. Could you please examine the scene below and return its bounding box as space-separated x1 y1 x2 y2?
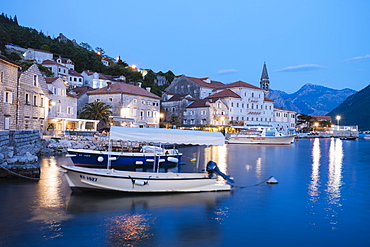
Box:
309 138 321 199
336 115 341 126
131 64 137 69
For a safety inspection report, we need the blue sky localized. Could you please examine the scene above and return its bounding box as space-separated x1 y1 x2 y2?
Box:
2 0 370 93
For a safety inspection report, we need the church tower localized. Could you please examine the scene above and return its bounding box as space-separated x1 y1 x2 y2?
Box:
260 62 270 98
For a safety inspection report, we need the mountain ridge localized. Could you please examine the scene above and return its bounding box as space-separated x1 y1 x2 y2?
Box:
269 83 356 116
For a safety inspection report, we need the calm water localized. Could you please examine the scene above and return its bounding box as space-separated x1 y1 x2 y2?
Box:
1 138 370 247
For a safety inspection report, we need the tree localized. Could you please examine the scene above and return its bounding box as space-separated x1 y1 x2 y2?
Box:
80 102 113 129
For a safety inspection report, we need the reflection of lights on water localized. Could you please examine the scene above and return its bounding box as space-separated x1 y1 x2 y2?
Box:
204 145 228 174
29 156 72 238
255 157 262 178
307 138 344 229
106 214 154 246
309 138 321 199
214 206 230 224
327 138 343 204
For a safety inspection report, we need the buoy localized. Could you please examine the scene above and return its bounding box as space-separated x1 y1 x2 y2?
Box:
190 158 197 163
97 156 104 162
266 176 278 184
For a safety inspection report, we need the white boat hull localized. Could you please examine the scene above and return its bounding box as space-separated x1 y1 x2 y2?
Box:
61 165 231 193
227 135 295 145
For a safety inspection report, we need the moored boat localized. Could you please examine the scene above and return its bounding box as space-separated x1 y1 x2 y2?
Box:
60 127 232 193
226 126 295 145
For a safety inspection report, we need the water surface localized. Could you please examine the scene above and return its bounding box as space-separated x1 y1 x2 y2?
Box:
1 138 370 247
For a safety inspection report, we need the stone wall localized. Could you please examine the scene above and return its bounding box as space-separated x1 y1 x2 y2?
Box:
0 130 41 153
0 130 41 178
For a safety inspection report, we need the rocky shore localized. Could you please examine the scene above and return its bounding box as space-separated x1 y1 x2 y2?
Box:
0 136 108 179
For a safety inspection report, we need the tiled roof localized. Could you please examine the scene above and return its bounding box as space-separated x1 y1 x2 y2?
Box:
264 97 274 102
166 94 191 102
67 92 78 98
88 83 160 99
42 60 68 68
205 89 241 99
184 76 225 88
44 77 59 83
186 99 211 108
71 86 94 96
68 69 83 77
222 80 263 90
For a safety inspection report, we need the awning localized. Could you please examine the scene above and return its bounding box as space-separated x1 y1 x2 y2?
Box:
109 126 225 146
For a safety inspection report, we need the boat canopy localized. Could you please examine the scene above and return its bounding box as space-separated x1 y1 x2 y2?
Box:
109 126 225 146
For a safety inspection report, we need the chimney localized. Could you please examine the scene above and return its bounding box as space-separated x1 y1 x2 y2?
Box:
138 82 142 87
146 87 151 92
107 81 112 90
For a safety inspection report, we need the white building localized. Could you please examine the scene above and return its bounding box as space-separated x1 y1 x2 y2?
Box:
207 81 275 126
54 56 75 70
82 71 113 89
87 83 161 128
273 107 296 133
42 60 69 79
68 69 84 88
23 48 53 64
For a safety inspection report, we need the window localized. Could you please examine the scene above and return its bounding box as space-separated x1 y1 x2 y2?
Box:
40 97 44 107
4 117 10 130
133 99 137 104
57 105 61 114
109 98 113 101
67 107 73 115
25 93 30 104
4 91 12 103
201 110 206 115
79 78 82 82
33 95 37 106
0 71 4 83
33 75 38 86
96 99 100 102
217 103 221 108
74 78 77 82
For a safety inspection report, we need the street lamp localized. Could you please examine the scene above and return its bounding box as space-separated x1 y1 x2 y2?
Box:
336 115 341 126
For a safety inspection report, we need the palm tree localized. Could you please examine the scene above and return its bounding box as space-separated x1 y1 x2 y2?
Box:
80 101 113 129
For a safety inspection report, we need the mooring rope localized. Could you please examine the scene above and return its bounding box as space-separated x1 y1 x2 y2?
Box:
230 176 274 189
0 166 40 181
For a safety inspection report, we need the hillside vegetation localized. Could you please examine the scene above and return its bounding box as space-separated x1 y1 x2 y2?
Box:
0 13 173 96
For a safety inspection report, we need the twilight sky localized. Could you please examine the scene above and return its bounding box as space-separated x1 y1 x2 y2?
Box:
2 0 370 93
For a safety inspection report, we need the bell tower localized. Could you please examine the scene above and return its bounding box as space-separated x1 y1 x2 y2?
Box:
260 62 270 98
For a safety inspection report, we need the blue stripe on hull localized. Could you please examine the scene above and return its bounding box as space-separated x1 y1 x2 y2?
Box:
68 151 183 171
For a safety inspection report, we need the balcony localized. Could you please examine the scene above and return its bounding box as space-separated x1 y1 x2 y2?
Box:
248 97 259 103
247 109 262 115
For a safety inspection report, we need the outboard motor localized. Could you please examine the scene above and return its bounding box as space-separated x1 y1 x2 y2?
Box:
206 161 234 183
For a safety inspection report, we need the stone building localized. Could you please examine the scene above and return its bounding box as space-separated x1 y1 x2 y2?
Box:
165 75 225 99
18 64 49 131
161 93 193 124
45 77 78 119
183 98 229 126
0 55 20 130
88 83 161 128
70 86 95 117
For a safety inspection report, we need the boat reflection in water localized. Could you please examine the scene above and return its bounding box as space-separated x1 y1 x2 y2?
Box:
67 191 231 246
308 138 344 229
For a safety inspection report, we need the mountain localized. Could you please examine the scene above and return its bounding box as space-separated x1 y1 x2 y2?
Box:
270 83 356 116
327 84 370 130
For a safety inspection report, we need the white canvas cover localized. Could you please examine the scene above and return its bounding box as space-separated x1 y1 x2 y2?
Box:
109 126 225 146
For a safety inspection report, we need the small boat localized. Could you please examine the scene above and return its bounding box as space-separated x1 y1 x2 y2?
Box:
60 127 232 193
227 125 295 145
67 145 182 171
